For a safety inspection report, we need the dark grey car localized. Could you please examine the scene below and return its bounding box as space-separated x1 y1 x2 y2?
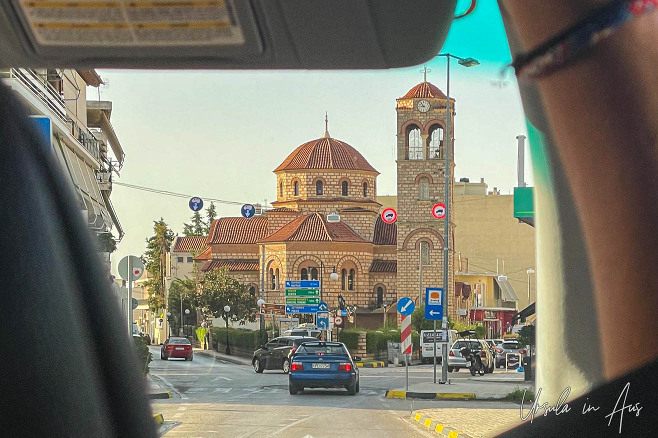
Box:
252 336 317 374
495 341 527 368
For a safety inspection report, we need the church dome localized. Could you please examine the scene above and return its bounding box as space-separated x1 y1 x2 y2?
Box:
400 81 447 99
274 136 378 174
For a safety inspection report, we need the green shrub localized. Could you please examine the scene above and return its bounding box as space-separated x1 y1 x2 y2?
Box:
132 336 152 376
338 330 360 351
213 327 263 349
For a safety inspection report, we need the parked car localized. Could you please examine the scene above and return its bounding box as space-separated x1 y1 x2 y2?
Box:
252 336 317 374
495 340 527 368
420 329 457 364
282 328 322 339
288 341 360 395
161 337 193 361
447 339 495 373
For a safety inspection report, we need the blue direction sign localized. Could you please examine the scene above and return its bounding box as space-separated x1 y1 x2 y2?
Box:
29 116 52 152
285 280 320 288
285 305 319 314
397 297 415 316
241 203 255 218
424 287 444 320
189 197 203 211
318 301 328 311
317 311 329 329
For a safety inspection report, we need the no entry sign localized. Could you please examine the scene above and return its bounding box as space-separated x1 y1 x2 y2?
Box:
431 203 446 220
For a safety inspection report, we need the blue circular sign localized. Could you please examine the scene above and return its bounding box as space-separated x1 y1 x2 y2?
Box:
189 197 203 212
241 203 255 218
397 297 415 315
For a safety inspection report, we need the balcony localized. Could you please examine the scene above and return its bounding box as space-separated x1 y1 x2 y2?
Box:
1 68 67 123
75 123 100 160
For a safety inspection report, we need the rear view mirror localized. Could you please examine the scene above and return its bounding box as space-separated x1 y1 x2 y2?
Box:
353 356 361 362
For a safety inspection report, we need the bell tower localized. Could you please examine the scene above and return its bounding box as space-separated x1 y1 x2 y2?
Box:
395 69 455 316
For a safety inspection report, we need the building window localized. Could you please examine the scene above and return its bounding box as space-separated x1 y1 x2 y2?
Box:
270 268 275 290
280 182 283 197
177 257 184 263
363 182 368 197
407 125 422 160
429 125 444 159
293 181 299 196
301 268 308 281
249 286 256 297
418 177 430 201
275 268 280 290
316 180 323 195
348 269 355 291
187 257 193 263
420 241 430 265
341 269 347 290
341 181 348 196
311 267 318 281
376 286 384 308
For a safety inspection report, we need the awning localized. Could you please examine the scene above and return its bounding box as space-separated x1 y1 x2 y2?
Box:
512 302 535 323
495 276 519 302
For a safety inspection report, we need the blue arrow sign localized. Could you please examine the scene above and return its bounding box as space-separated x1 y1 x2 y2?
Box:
397 297 415 316
318 301 328 311
285 305 319 314
241 203 255 218
29 116 52 152
317 311 329 329
285 280 320 288
424 287 444 320
189 197 203 212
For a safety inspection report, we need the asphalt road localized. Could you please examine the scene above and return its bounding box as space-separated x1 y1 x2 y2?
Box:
148 346 519 437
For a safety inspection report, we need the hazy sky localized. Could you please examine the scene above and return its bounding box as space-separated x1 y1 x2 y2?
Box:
105 0 533 273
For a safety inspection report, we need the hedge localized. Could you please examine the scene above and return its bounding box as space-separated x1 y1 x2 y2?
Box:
338 329 420 354
213 328 267 349
338 330 360 351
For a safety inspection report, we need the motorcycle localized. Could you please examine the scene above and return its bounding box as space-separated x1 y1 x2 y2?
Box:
460 346 485 376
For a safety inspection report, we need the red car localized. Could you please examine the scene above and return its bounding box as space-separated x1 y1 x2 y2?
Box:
161 337 193 361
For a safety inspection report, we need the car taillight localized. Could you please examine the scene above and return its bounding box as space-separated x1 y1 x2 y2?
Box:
496 348 503 354
167 345 173 350
519 349 527 355
291 347 297 353
481 351 487 358
338 363 352 371
419 346 422 353
291 362 303 371
449 350 454 357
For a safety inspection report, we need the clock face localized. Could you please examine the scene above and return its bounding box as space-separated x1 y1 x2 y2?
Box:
417 100 430 112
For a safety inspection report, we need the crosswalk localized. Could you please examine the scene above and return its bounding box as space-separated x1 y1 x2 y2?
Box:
178 386 383 396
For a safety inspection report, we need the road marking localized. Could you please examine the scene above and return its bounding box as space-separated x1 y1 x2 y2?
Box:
212 376 232 381
213 388 232 393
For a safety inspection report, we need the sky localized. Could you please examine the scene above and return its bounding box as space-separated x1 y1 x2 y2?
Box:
104 0 533 273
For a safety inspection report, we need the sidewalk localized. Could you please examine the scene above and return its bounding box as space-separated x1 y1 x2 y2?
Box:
145 374 172 400
412 408 524 438
195 348 252 366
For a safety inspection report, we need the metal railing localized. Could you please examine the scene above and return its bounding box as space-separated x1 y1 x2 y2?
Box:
75 123 100 160
1 68 67 122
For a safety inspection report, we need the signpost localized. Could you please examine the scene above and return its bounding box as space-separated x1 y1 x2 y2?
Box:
189 197 203 212
259 303 285 315
317 311 329 330
118 255 144 337
381 207 397 224
424 287 444 383
241 203 255 218
285 280 320 314
397 297 415 391
431 202 446 220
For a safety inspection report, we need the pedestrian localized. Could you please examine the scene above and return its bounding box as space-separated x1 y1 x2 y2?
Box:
201 320 209 350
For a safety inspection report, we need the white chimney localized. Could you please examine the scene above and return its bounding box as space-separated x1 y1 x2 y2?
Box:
517 134 526 187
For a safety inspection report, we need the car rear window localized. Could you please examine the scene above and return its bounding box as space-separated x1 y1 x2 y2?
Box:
293 338 317 346
502 342 519 349
452 341 480 349
169 338 190 345
296 344 348 355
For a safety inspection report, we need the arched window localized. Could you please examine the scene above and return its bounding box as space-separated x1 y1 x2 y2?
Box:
249 286 256 297
362 182 368 197
316 180 323 195
407 125 422 160
275 268 280 290
293 181 299 196
418 177 430 201
311 267 318 281
348 269 355 291
420 241 430 265
301 268 308 280
341 269 347 290
376 286 384 308
279 182 283 197
429 125 444 159
341 181 349 196
270 268 275 290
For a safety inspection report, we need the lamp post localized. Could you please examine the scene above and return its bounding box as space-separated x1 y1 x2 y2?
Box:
437 52 479 384
257 299 265 345
224 305 231 355
184 308 190 338
166 312 171 337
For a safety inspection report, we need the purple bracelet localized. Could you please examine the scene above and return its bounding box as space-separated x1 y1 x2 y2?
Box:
512 0 657 80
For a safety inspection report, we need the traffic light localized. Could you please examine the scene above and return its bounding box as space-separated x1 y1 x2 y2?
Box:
338 294 346 310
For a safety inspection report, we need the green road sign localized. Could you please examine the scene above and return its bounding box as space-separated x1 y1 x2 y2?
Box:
285 297 321 305
514 186 534 218
285 288 320 296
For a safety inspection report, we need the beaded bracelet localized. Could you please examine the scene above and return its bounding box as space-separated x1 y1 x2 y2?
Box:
511 0 657 80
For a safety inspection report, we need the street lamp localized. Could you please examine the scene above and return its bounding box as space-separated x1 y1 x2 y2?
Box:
166 312 171 337
437 52 479 385
184 308 190 338
224 305 231 355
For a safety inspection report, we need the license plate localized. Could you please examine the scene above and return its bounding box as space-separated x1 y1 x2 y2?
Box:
175 347 184 350
465 361 471 366
312 363 330 369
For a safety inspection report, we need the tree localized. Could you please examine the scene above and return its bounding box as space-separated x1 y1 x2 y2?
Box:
518 324 535 348
197 267 256 323
411 305 434 332
183 210 205 236
167 277 197 335
143 218 175 311
204 202 217 234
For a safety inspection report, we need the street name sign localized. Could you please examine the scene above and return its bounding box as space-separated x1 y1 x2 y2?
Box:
260 303 285 315
285 305 319 314
285 280 319 288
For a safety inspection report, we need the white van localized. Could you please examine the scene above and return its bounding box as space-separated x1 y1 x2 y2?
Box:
420 329 457 364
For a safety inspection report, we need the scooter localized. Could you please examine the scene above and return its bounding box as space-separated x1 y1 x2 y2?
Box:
460 346 485 376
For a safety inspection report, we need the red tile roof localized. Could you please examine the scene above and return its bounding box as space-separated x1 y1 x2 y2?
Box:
193 246 212 261
267 207 299 213
201 259 260 272
172 236 207 253
369 260 397 273
260 213 367 243
206 217 268 244
274 137 378 173
400 81 447 99
373 216 397 245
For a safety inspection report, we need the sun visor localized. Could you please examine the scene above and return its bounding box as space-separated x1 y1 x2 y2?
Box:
0 0 457 69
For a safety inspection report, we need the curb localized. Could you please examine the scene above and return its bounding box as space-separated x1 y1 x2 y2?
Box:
148 391 172 400
356 361 386 368
386 390 476 400
153 414 164 425
412 411 472 438
196 350 251 366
